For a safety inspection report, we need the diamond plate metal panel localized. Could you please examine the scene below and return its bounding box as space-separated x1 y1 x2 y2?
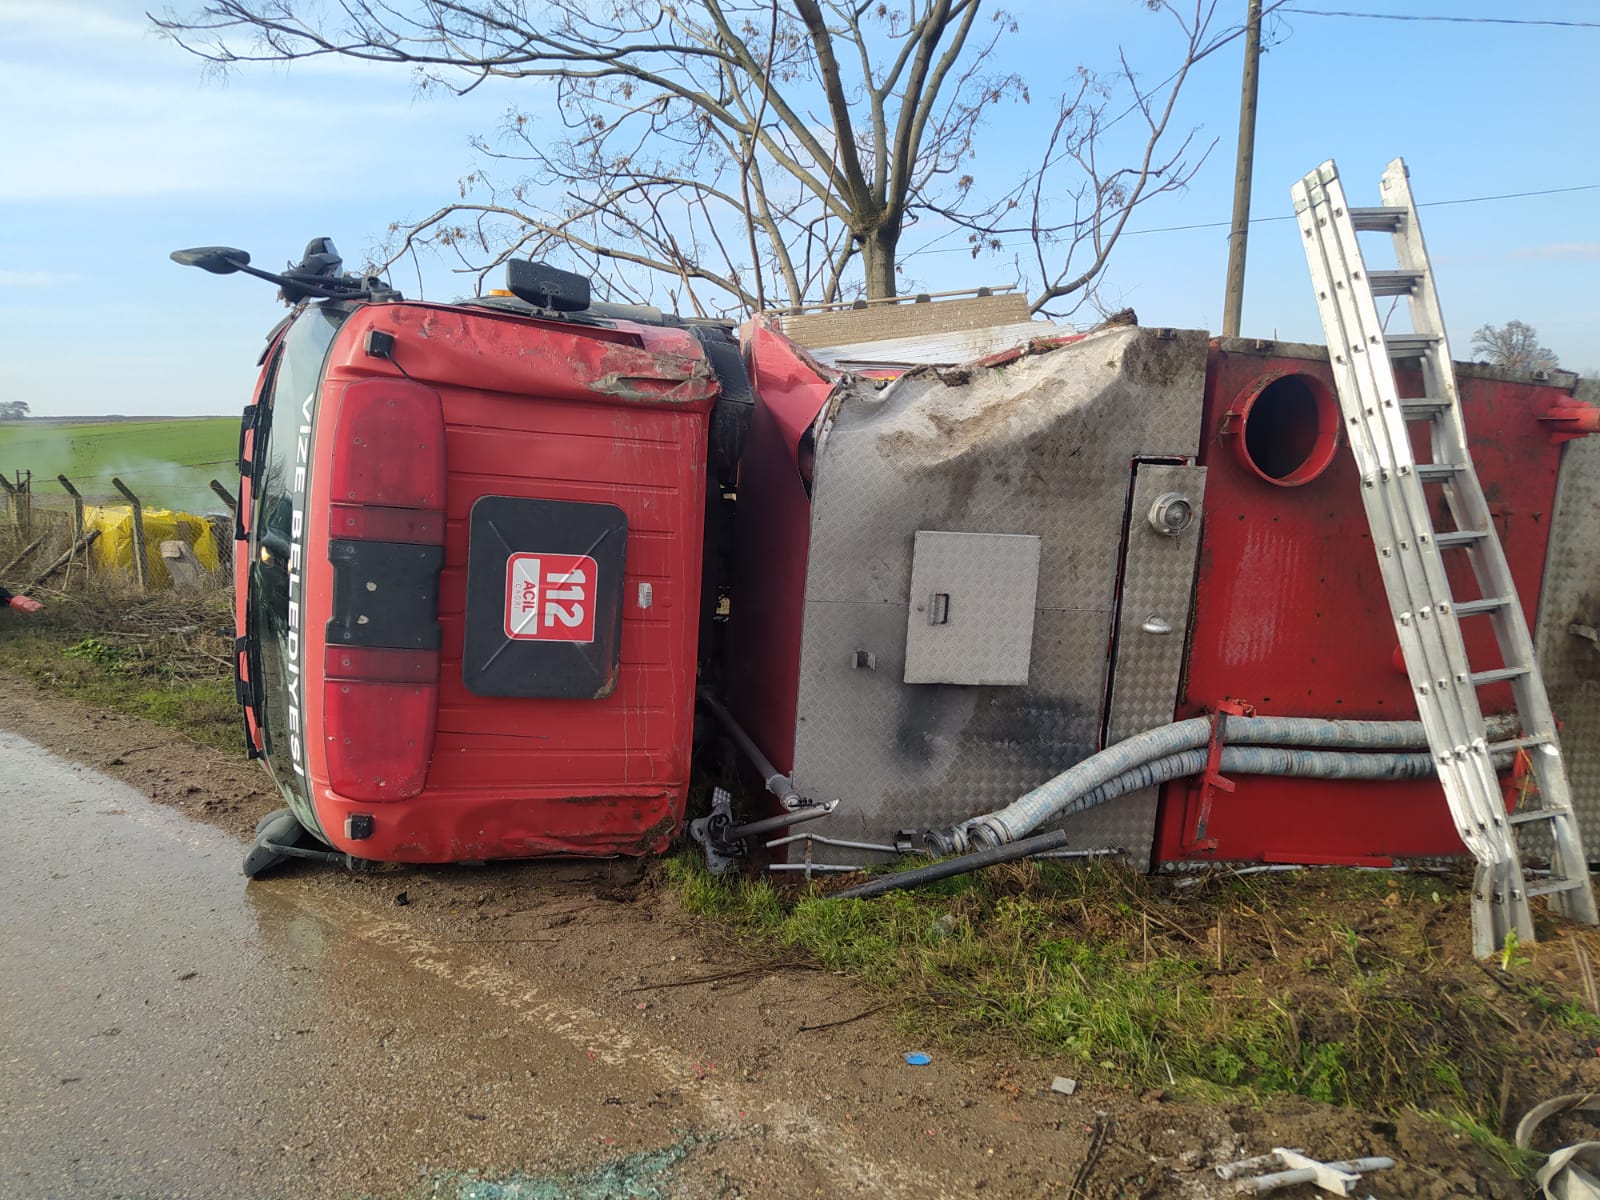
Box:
904 532 1041 685
1535 408 1600 857
1099 464 1207 867
1107 466 1207 741
788 325 1209 866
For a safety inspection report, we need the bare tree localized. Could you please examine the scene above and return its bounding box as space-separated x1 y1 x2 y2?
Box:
1470 320 1561 373
152 1 1238 316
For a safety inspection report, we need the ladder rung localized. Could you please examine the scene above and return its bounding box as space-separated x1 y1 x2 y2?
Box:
1386 334 1440 360
1509 808 1555 826
1489 735 1552 756
1401 397 1452 420
1471 666 1530 687
1528 877 1590 898
1416 463 1463 483
1350 205 1408 233
1368 270 1424 297
1435 529 1488 548
1454 596 1510 616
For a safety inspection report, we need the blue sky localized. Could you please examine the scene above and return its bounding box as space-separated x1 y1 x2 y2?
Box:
1 0 1595 417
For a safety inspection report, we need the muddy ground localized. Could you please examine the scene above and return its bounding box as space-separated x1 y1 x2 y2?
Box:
6 669 1585 1198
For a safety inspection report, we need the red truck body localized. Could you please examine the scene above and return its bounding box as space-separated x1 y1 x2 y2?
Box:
227 275 1600 877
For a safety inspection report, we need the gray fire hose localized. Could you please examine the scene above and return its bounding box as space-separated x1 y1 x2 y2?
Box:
933 713 1518 854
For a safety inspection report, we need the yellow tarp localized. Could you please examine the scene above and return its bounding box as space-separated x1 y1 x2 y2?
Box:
82 505 220 586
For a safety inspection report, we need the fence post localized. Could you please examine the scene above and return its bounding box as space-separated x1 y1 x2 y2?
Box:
0 473 15 536
57 474 85 543
15 471 30 539
111 476 149 593
57 474 87 585
208 478 238 513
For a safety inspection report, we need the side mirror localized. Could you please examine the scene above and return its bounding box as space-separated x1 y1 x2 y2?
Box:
506 260 591 312
171 246 251 275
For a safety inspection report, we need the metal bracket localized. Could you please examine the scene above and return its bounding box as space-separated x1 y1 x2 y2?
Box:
687 787 744 876
764 831 918 882
1539 398 1600 445
1187 698 1255 852
688 788 842 876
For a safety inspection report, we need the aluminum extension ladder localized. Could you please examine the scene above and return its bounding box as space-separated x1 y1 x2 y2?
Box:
1292 157 1598 958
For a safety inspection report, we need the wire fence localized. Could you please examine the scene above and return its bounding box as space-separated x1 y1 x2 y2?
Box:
1 468 235 596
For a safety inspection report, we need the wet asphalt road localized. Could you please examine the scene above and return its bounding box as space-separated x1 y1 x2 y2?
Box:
0 730 956 1200
0 730 969 1200
0 730 690 1200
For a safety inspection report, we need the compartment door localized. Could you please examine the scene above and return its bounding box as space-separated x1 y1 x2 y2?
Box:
1094 462 1206 865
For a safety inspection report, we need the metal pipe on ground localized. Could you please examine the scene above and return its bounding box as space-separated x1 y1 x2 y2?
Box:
1232 1155 1395 1195
831 830 1071 900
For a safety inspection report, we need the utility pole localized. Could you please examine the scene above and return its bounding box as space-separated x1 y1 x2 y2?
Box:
1222 0 1263 338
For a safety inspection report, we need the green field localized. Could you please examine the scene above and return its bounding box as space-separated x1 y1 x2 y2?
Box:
0 417 238 513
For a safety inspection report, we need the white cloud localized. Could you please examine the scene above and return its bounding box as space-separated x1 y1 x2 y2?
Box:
0 60 427 200
1510 242 1600 262
0 269 80 286
0 0 150 42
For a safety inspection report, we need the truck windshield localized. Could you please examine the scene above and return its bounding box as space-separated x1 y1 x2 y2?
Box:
250 304 345 809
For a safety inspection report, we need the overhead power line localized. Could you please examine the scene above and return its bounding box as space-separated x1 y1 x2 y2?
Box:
903 182 1600 259
1282 8 1600 29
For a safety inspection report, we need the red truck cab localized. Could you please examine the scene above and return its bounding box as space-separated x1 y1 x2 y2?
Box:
236 284 722 866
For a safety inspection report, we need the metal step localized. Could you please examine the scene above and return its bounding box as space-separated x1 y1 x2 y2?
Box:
1470 665 1531 687
1368 270 1424 297
1454 596 1511 617
1435 529 1488 548
1385 333 1439 360
1415 463 1463 483
1528 877 1591 899
1488 734 1553 756
1350 205 1408 233
1401 397 1452 420
1510 805 1570 827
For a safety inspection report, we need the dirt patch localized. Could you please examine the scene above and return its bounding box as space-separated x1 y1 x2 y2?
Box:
3 670 1577 1197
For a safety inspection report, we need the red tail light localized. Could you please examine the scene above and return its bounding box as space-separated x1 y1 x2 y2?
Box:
322 375 447 801
324 648 440 801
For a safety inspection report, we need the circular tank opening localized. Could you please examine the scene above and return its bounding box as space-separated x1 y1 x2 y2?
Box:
1230 372 1339 486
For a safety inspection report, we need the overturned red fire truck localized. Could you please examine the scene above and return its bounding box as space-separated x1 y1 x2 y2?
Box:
172 226 1600 911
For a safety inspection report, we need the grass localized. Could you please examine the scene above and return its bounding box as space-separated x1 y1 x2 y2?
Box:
667 851 1600 1139
1427 1109 1543 1176
0 578 241 752
0 416 237 513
